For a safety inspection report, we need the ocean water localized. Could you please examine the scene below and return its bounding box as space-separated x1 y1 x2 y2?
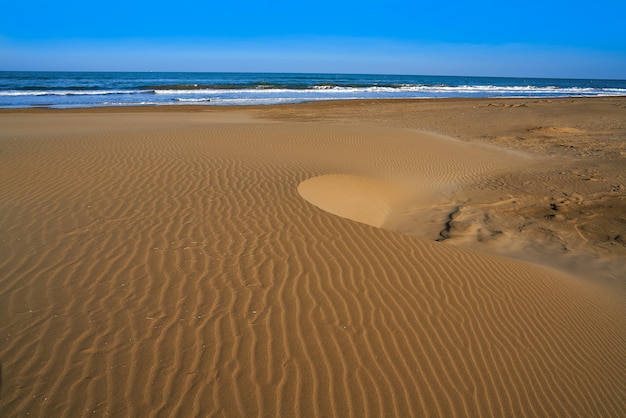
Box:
1 71 625 108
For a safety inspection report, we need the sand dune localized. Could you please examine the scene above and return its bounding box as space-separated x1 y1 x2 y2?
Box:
255 98 626 284
1 103 625 417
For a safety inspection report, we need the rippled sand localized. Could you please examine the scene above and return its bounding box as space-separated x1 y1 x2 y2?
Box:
1 99 625 417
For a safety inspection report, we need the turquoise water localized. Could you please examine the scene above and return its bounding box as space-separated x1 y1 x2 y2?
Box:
1 71 625 108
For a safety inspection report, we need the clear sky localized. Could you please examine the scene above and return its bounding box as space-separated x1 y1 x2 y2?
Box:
1 0 625 78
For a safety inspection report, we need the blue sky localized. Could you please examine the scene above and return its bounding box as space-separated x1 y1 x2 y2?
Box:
1 0 625 78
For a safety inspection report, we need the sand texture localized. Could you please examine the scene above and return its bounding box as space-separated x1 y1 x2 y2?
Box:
1 99 625 417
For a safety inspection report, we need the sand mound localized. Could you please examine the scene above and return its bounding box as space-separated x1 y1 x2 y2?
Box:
297 174 415 228
0 108 624 417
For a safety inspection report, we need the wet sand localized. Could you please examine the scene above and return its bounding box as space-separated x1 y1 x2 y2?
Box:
1 98 625 416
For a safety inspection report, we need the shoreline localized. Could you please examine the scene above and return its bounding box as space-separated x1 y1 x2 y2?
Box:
1 97 624 416
1 94 625 111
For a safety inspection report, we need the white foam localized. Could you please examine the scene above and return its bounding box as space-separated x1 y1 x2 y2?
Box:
175 98 212 102
0 90 142 97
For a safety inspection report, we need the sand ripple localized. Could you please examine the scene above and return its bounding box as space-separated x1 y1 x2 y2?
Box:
0 111 624 417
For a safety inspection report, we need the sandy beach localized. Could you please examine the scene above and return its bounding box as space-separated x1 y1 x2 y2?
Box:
1 98 625 416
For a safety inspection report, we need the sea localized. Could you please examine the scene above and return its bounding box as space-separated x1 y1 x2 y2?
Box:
1 71 625 109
